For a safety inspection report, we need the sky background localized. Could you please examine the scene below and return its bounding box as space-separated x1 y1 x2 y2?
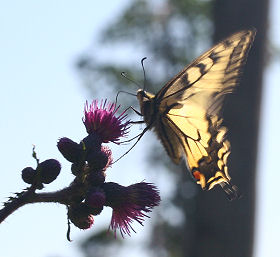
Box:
0 1 279 257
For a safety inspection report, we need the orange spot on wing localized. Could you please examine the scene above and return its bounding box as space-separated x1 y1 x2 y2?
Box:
192 170 206 189
193 171 201 180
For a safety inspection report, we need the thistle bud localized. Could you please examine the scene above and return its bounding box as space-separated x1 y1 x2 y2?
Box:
87 170 106 186
57 137 83 163
90 207 103 216
68 203 94 230
82 134 102 155
71 162 85 176
21 167 36 184
87 146 112 172
38 159 61 184
85 188 106 209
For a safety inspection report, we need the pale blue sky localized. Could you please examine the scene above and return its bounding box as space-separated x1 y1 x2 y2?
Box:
0 1 279 257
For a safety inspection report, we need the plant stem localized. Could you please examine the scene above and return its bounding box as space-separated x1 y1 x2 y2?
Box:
0 187 35 223
0 182 85 224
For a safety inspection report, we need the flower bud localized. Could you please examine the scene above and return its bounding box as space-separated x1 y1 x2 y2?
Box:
57 137 83 163
85 188 106 209
68 203 94 230
90 207 103 216
21 167 36 184
82 134 102 155
38 159 61 184
87 170 106 186
87 151 107 171
87 146 112 172
71 162 85 176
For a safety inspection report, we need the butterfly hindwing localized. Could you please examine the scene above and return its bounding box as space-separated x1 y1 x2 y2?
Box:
154 117 183 164
137 29 256 200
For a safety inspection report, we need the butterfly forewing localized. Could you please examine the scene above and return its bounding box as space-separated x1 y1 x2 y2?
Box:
157 30 256 116
137 29 256 200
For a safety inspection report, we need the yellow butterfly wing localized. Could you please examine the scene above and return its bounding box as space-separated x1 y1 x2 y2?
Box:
137 29 256 200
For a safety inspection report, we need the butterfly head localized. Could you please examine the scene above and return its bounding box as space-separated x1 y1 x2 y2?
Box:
136 89 156 125
136 89 152 100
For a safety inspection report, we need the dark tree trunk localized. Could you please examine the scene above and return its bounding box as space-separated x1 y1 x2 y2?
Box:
186 1 269 257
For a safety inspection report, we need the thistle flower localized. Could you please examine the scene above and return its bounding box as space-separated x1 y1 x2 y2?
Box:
102 182 161 237
83 99 130 144
11 98 161 241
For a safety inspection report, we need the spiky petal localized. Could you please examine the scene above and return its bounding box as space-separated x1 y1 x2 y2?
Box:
83 100 130 144
103 182 161 237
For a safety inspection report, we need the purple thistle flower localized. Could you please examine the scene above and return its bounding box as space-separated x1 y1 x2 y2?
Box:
83 100 130 144
103 182 161 237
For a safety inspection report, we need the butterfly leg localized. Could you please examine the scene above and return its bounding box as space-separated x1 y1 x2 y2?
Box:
130 120 145 124
129 106 143 116
128 106 145 123
130 107 145 123
119 129 145 143
113 125 151 164
118 106 145 144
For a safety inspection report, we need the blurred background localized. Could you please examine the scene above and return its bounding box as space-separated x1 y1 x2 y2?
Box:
0 0 279 257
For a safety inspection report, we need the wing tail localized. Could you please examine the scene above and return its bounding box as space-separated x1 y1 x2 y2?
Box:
220 182 240 201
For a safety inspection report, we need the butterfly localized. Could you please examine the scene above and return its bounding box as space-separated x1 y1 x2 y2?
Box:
136 29 256 200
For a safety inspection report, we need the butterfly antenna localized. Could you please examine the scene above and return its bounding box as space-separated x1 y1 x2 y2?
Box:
121 72 142 89
141 57 147 91
115 90 137 106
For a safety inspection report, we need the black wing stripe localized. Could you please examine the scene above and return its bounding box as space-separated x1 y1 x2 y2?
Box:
162 115 201 170
158 118 176 158
155 30 256 103
157 117 183 162
166 114 203 143
164 115 204 152
160 63 214 101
